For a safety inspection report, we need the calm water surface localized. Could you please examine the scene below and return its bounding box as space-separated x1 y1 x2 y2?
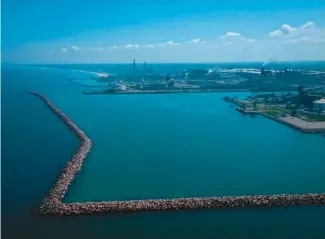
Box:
2 64 325 239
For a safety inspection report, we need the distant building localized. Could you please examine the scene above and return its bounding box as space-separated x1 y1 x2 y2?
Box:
313 99 325 111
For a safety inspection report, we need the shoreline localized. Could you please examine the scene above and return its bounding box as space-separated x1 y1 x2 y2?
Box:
83 89 252 94
29 91 325 216
83 88 297 95
227 98 325 134
236 107 325 133
261 114 325 133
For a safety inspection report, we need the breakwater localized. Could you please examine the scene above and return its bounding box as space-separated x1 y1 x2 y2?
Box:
27 91 92 213
44 194 325 216
29 91 325 216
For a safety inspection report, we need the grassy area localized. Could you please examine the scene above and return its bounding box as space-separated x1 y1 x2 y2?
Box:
265 110 277 117
233 99 251 107
302 115 325 122
266 106 291 116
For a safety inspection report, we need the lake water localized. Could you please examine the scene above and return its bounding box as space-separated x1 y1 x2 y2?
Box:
2 64 325 239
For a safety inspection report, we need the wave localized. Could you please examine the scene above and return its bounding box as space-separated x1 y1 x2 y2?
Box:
69 69 109 78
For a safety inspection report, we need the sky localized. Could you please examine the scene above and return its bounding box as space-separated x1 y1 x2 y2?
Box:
2 0 325 63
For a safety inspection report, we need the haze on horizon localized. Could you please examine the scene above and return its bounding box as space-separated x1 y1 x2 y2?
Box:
2 0 325 64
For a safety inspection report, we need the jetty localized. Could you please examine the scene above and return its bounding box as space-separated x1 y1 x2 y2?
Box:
29 91 325 216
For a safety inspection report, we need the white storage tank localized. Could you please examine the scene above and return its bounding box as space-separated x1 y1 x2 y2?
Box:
313 99 325 111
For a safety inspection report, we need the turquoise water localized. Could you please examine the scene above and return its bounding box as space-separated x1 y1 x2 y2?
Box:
2 64 325 238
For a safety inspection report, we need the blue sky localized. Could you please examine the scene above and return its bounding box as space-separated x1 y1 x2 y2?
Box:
2 0 325 63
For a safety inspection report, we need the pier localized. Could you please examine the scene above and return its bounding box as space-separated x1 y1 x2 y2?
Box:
29 92 325 216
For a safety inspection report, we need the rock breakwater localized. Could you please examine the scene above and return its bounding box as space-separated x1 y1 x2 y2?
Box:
29 92 325 216
45 194 325 216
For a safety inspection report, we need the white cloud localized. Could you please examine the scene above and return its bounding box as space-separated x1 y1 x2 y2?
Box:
219 32 256 43
144 44 155 48
187 38 206 44
71 45 80 52
225 32 241 37
60 45 104 52
269 30 282 38
188 38 201 44
269 21 318 39
299 21 315 30
246 38 257 43
59 45 82 53
280 24 297 34
285 36 314 44
108 45 117 50
125 44 140 49
273 21 325 45
167 41 180 45
88 47 103 51
160 41 180 46
7 19 324 64
269 24 297 38
285 38 302 44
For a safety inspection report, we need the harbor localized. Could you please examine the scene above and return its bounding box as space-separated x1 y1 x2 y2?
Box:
3 0 325 234
29 91 325 216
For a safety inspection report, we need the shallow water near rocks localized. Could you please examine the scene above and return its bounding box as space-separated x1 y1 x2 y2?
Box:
2 64 325 239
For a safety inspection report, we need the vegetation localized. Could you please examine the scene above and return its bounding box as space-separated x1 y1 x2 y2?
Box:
266 110 277 116
304 115 325 122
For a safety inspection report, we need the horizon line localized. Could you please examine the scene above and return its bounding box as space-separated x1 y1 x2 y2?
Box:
4 60 325 66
